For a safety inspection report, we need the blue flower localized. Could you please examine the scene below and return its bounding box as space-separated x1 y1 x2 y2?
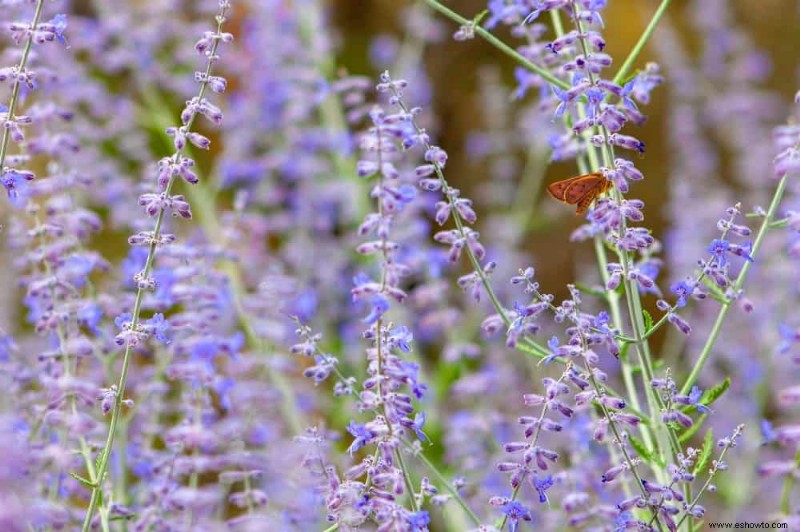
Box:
513 67 539 100
585 87 604 117
121 248 148 288
593 311 611 331
1 169 31 208
78 304 103 336
152 268 177 307
583 0 607 26
0 333 16 362
670 280 693 308
23 295 46 326
61 255 94 288
620 79 640 112
114 312 133 330
707 239 731 267
778 323 800 355
551 85 569 118
688 386 711 414
501 500 532 532
389 326 413 352
346 421 372 454
362 294 389 324
485 0 528 29
543 336 561 365
410 412 428 442
214 377 235 411
49 14 69 46
407 510 430 531
533 474 554 503
145 313 170 344
289 289 318 323
760 419 777 445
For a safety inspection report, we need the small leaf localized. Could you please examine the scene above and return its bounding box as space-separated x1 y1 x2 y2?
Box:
619 342 631 362
629 435 654 464
693 429 715 476
473 9 489 25
618 69 641 86
701 378 731 407
109 514 137 522
700 277 726 301
575 282 606 298
70 472 96 488
642 309 654 332
769 218 789 229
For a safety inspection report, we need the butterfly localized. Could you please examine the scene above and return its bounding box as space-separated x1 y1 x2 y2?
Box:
547 171 614 215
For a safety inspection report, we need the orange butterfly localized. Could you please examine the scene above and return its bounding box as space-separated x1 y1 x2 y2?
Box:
547 171 613 215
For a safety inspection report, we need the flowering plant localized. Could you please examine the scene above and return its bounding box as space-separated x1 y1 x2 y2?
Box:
1 0 799 530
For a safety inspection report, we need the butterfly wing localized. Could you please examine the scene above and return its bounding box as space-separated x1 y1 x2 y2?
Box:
574 189 598 215
548 172 613 214
562 173 602 205
548 173 598 202
547 178 574 201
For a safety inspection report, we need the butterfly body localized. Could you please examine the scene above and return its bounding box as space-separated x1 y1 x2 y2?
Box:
547 172 613 215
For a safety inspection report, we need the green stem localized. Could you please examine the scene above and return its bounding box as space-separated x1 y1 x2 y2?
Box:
388 81 645 418
674 426 743 530
510 145 548 233
81 8 230 529
612 0 673 85
421 0 569 90
680 175 788 395
564 4 675 478
0 0 45 178
780 447 800 514
410 444 481 525
554 3 659 461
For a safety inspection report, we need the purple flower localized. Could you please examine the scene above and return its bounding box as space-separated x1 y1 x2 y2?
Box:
532 474 554 503
485 0 529 29
501 500 533 532
760 419 778 445
707 238 731 267
48 14 68 46
362 294 389 324
670 280 694 308
408 412 428 442
1 169 32 208
407 510 430 531
346 421 372 454
676 386 711 415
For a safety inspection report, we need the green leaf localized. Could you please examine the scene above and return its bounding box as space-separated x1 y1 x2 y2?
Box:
769 218 789 229
701 378 731 407
618 342 630 362
618 69 641 86
700 276 726 301
642 309 654 333
109 514 137 522
693 429 715 476
574 282 607 298
679 378 729 419
473 9 489 25
69 472 96 488
629 435 654 464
